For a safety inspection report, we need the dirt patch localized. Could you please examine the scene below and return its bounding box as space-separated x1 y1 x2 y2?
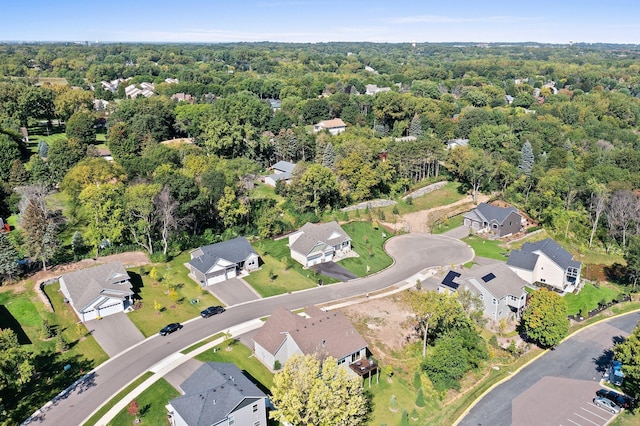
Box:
340 296 414 365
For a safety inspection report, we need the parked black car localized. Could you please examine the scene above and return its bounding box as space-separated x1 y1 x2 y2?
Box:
595 389 634 409
200 306 225 318
159 323 183 336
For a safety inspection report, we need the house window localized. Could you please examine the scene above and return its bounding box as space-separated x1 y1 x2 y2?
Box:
540 278 546 283
254 422 261 426
478 294 484 300
253 404 258 413
492 298 497 305
498 310 503 317
229 415 235 425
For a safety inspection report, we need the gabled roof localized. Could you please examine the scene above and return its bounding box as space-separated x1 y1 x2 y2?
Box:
464 263 527 300
189 237 257 275
60 262 132 312
316 118 346 129
507 238 581 271
289 222 350 256
253 306 367 361
170 362 267 426
270 160 296 174
466 203 520 225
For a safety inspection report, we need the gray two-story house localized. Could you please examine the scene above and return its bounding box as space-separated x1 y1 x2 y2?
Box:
463 203 523 237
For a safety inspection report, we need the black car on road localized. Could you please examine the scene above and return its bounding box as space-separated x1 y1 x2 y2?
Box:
159 323 183 336
200 306 225 318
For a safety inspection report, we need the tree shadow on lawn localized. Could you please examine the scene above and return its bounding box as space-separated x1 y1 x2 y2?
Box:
1 351 95 424
0 305 32 344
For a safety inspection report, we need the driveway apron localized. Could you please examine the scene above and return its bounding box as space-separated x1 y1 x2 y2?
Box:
85 312 145 357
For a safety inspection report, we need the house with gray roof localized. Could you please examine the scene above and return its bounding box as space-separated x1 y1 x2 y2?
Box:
59 261 133 322
437 264 528 320
507 238 581 292
167 362 268 426
253 306 369 374
264 160 296 187
288 221 351 267
463 203 523 237
187 237 259 286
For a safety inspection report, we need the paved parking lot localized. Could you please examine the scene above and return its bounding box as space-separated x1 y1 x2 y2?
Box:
512 377 616 426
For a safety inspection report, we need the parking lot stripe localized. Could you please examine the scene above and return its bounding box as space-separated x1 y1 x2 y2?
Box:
566 419 582 426
580 406 608 421
573 413 601 426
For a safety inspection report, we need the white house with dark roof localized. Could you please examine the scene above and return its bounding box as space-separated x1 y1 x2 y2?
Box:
59 261 133 322
264 160 296 187
187 237 260 286
507 238 581 292
313 118 347 135
463 203 523 237
288 221 351 267
167 362 268 426
253 306 370 374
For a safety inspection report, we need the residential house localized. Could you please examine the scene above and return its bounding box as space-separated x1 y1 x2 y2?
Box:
365 84 390 95
288 221 351 267
436 264 528 320
507 238 581 292
167 362 268 426
463 203 523 237
264 160 296 187
171 93 194 103
312 118 347 135
165 77 180 84
59 261 133 322
253 306 370 374
268 98 281 111
187 237 260 285
444 138 469 150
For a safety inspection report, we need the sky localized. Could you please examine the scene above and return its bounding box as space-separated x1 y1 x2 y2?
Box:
3 0 639 44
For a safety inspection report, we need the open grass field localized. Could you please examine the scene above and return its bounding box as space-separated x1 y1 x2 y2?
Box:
431 214 465 234
108 378 179 426
339 221 394 276
463 235 509 261
564 282 624 316
126 253 223 337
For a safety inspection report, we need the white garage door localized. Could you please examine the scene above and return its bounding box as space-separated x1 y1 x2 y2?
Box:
98 302 123 318
207 272 226 285
226 268 237 279
82 309 98 322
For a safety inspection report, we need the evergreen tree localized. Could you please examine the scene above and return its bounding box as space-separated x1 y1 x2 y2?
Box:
0 232 19 283
38 140 49 158
413 369 422 390
8 159 29 188
71 231 85 257
400 409 409 426
322 142 336 169
518 140 534 176
409 114 422 138
415 388 425 407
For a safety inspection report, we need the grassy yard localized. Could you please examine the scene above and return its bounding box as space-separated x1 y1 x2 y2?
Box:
462 235 509 261
196 339 274 390
0 284 107 423
339 221 394 276
384 181 466 217
564 282 624 316
248 239 330 297
108 379 179 426
250 181 285 202
431 214 465 235
126 252 223 337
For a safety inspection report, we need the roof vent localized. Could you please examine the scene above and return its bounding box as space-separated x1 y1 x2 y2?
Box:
212 399 216 405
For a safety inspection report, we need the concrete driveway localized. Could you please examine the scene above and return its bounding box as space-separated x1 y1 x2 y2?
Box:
442 225 470 239
206 277 261 306
311 261 358 281
85 313 145 357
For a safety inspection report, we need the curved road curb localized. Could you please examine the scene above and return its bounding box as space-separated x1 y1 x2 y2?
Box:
453 307 640 425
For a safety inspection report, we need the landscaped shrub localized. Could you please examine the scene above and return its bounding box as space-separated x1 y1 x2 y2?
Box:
413 370 422 390
400 409 409 426
273 360 281 371
389 394 398 412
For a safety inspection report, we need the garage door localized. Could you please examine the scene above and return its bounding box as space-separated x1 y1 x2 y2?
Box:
225 267 237 279
98 302 123 318
207 272 226 285
82 309 98 322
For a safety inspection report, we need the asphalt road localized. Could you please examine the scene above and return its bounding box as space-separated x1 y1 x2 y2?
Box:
33 233 473 426
459 311 640 426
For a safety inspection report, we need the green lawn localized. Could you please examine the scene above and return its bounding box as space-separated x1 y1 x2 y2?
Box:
431 214 465 235
196 339 274 390
126 252 223 337
107 379 179 426
564 282 624 316
248 239 331 297
0 284 107 423
462 235 509 261
339 221 394 276
378 181 467 217
250 181 285 202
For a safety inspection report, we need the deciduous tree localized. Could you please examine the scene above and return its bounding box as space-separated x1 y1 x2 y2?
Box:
0 328 34 392
269 354 368 426
521 288 568 348
614 324 640 400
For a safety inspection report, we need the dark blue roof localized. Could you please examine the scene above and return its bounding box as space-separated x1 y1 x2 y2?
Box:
475 203 519 224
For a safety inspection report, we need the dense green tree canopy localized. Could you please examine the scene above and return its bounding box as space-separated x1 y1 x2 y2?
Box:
521 288 569 348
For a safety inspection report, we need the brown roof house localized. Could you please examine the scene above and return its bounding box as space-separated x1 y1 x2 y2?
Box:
288 221 352 267
313 118 347 135
253 306 372 375
59 261 133 322
167 362 268 426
